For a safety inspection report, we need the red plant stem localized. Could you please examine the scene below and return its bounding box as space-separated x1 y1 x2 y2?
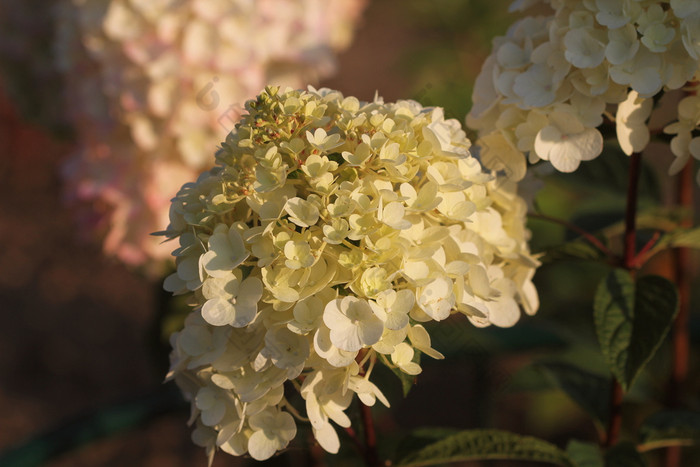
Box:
664 82 697 467
665 161 694 467
360 402 380 467
605 380 624 448
605 152 643 448
527 212 614 258
623 153 642 271
670 162 693 398
308 431 326 467
635 231 661 265
665 447 682 467
344 412 380 466
344 426 366 459
353 349 381 466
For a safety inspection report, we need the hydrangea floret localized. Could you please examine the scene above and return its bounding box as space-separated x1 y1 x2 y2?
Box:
467 0 700 184
57 0 365 268
163 86 539 463
664 80 700 185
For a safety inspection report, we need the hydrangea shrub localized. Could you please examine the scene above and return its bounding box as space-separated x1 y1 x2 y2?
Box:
162 86 539 462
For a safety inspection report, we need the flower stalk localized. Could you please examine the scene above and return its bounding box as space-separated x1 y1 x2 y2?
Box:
360 402 380 467
605 151 643 448
344 426 367 460
604 379 625 448
665 161 695 467
623 153 642 271
356 349 380 466
528 212 614 260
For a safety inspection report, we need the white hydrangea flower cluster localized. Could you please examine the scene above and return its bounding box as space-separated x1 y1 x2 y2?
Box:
163 86 539 462
56 0 365 268
468 0 700 179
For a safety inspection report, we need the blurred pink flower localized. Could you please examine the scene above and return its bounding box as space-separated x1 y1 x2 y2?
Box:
58 0 365 273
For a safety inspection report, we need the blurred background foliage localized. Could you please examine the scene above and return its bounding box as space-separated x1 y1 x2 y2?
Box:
0 0 698 466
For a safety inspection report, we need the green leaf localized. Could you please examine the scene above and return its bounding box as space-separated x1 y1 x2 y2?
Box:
394 429 574 466
555 142 660 200
593 270 679 391
601 207 689 237
537 361 610 425
389 364 418 397
604 442 647 467
638 410 700 451
327 152 345 165
425 319 566 357
542 239 608 264
566 440 604 467
394 427 460 460
655 227 700 251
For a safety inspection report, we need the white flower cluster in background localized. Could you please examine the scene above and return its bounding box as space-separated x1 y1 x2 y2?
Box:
163 86 539 462
468 0 700 182
664 80 700 185
56 0 365 270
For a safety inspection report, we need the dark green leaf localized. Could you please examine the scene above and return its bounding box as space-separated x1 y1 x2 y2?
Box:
594 270 679 391
426 318 566 357
394 427 460 461
604 442 647 467
389 365 417 397
395 429 575 466
601 207 689 237
639 410 700 451
566 440 604 467
542 240 608 264
554 142 659 200
568 211 625 242
327 152 345 166
537 361 610 425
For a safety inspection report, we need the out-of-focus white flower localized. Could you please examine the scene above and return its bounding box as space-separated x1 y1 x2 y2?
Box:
283 240 315 269
606 24 640 65
201 276 263 327
534 112 603 172
57 0 366 271
664 86 700 183
407 324 445 360
391 343 422 375
671 0 700 19
369 289 414 330
284 197 321 228
680 14 700 59
468 0 700 183
563 28 607 69
301 368 355 453
195 386 229 427
202 224 249 278
262 326 310 369
616 90 654 155
324 297 384 352
247 408 297 461
164 87 538 462
417 276 456 321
